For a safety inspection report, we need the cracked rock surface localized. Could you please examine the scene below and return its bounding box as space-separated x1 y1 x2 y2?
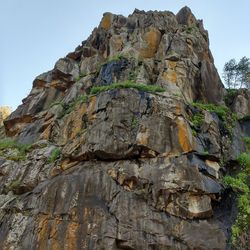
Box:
1 6 249 250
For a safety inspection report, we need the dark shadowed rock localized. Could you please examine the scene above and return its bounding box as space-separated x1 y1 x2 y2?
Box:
176 6 197 26
199 60 225 104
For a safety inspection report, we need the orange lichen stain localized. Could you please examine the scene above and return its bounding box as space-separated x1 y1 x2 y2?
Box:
69 104 87 140
50 80 62 89
175 104 182 115
167 61 177 70
110 35 123 52
136 126 149 146
140 28 161 58
162 60 177 83
101 14 112 29
40 124 52 140
87 95 97 121
177 117 193 152
60 159 78 171
33 79 46 88
65 222 79 250
37 215 49 250
83 207 89 218
204 50 211 62
50 219 61 250
107 169 117 180
162 71 177 83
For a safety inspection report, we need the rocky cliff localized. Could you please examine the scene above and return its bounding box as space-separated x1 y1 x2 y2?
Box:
0 106 11 126
0 7 249 250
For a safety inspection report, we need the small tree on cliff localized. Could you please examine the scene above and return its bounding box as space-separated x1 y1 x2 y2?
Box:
223 56 250 89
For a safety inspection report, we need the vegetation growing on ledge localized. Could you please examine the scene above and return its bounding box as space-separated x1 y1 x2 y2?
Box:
131 116 139 129
90 81 165 95
106 54 125 63
4 179 23 194
224 89 238 105
237 152 250 173
191 102 237 135
191 113 204 132
244 137 250 150
74 73 87 82
224 152 250 246
48 147 61 163
192 102 230 120
240 115 250 122
0 139 32 161
57 94 88 119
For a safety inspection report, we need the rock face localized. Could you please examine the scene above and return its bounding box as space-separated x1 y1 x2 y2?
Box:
0 106 11 126
0 6 249 250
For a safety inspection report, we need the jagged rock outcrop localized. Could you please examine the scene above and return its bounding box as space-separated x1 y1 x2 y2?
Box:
0 7 249 250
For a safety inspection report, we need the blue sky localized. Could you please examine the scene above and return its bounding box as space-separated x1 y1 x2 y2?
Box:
1 0 249 109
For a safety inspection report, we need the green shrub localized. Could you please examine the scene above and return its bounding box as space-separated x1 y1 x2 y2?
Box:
224 89 238 105
131 116 139 129
224 174 249 193
0 139 16 150
185 24 199 34
224 172 250 245
76 94 88 104
244 137 250 150
48 148 61 163
191 102 237 136
0 139 32 161
224 151 250 245
191 113 204 130
240 115 250 121
90 81 165 95
237 153 250 173
192 102 230 120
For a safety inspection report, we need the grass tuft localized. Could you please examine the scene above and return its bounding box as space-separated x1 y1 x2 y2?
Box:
90 81 165 95
191 102 237 136
191 113 204 131
0 139 32 161
48 148 61 163
57 94 88 119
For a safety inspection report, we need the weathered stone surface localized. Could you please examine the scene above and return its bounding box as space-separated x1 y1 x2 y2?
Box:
231 89 250 119
176 6 196 26
56 89 196 161
199 60 225 104
0 160 226 250
1 6 249 250
0 106 11 126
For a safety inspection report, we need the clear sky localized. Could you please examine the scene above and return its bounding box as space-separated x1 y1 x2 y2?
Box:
1 0 249 109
